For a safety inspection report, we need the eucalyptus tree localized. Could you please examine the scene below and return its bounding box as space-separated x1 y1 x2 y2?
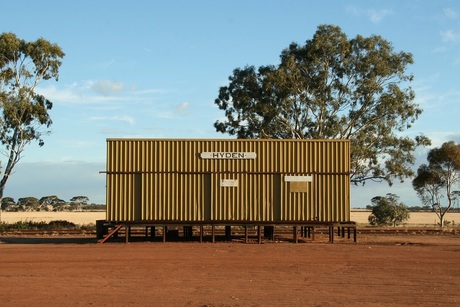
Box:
70 195 89 211
0 33 64 200
70 195 89 204
1 196 15 210
17 196 40 210
413 141 460 226
214 24 430 185
39 195 66 206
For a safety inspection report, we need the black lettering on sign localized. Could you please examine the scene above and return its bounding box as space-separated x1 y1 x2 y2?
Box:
200 152 257 159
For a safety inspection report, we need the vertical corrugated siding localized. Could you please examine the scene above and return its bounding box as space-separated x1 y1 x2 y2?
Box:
106 139 350 222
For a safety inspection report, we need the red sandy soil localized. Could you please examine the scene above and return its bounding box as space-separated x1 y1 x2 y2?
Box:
1 232 459 307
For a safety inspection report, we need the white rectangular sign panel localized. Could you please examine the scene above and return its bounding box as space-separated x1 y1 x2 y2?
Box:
220 179 238 187
200 152 257 159
284 175 313 182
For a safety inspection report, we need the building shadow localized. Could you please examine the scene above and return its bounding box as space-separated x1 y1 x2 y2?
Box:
0 236 98 244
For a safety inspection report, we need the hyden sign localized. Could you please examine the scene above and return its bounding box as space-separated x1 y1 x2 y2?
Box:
200 152 257 159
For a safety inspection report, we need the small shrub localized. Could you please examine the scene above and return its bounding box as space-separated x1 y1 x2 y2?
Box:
80 223 96 231
46 220 77 230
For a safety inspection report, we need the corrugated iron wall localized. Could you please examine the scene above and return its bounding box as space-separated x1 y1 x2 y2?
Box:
105 139 350 223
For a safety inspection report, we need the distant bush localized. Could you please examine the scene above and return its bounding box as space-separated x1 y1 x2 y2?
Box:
46 220 77 230
368 194 410 227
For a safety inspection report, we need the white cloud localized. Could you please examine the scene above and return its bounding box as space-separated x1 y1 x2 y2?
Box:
175 101 189 110
346 6 393 24
174 101 190 115
37 81 165 106
36 84 83 104
449 134 460 144
441 30 460 43
37 83 124 104
154 101 191 119
345 5 359 16
90 115 135 124
90 80 124 96
414 82 460 110
366 9 393 23
425 131 460 148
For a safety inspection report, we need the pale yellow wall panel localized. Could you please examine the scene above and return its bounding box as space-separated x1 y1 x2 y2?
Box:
106 139 350 223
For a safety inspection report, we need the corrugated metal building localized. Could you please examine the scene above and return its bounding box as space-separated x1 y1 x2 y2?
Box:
105 138 351 225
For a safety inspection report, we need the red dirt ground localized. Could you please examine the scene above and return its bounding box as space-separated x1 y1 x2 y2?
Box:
1 232 459 306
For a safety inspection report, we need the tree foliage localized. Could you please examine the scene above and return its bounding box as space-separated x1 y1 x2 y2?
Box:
1 195 102 212
70 196 89 204
1 196 14 210
368 193 410 226
214 24 430 185
17 196 40 210
412 141 460 226
39 195 66 206
0 33 64 199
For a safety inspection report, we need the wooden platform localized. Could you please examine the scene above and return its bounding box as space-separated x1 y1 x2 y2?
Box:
97 220 357 244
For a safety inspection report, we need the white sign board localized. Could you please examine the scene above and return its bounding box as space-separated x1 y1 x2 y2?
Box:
220 179 238 187
200 152 257 159
284 175 313 182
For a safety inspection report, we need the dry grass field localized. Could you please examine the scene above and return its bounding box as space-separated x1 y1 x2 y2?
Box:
0 211 105 225
351 211 460 227
1 210 459 227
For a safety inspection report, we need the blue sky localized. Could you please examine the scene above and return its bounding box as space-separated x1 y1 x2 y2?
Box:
1 0 459 207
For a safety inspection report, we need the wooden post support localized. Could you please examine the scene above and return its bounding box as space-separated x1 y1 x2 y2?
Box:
151 226 155 239
212 225 215 243
257 225 262 244
293 226 298 244
329 225 334 243
163 226 167 243
245 225 248 243
225 225 231 240
199 225 204 243
125 226 130 244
